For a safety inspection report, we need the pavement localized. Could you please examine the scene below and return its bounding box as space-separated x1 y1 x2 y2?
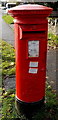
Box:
1 10 56 94
47 49 56 90
2 18 14 46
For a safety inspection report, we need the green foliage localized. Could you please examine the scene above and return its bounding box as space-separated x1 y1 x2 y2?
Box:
2 15 14 24
1 89 26 120
48 33 58 47
2 89 18 119
2 40 15 78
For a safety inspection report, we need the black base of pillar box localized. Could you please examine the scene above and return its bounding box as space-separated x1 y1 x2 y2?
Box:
15 97 45 119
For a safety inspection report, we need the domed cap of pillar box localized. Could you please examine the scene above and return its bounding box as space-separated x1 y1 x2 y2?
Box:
8 4 53 24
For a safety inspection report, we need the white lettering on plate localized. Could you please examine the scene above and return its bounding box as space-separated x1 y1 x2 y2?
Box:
29 62 38 67
29 68 38 74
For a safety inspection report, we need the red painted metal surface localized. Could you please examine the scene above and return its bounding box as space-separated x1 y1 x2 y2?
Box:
8 5 53 103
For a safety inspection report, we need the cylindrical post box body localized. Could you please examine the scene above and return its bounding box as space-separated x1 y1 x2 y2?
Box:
8 4 53 113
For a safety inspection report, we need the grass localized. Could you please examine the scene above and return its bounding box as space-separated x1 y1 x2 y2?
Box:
2 15 14 24
1 40 15 79
1 89 18 119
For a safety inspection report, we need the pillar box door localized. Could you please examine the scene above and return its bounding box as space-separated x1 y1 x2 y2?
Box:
8 4 53 110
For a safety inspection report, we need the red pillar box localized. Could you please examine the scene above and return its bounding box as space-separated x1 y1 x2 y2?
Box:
8 4 52 113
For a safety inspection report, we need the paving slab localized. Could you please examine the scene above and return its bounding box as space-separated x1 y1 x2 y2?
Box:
3 76 16 91
47 49 56 90
2 19 15 46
